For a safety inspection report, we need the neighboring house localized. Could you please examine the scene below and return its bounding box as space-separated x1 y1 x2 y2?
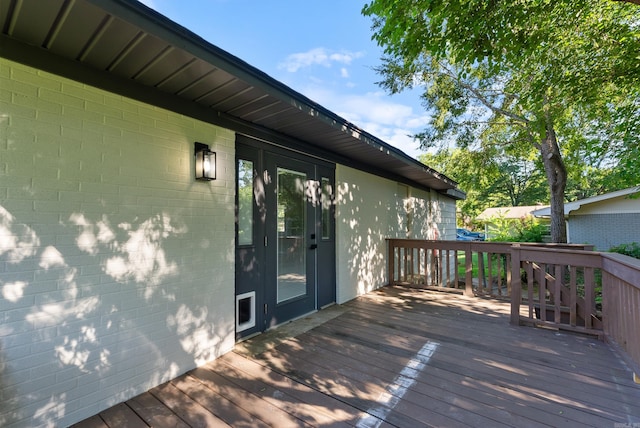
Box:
532 187 640 251
0 1 464 426
476 205 549 239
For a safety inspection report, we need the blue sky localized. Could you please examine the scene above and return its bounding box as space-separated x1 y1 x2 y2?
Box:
139 0 429 159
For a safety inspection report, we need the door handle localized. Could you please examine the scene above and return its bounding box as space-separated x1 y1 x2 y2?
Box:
309 244 318 250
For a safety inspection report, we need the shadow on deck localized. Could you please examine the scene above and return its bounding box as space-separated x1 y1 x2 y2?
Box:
74 286 640 427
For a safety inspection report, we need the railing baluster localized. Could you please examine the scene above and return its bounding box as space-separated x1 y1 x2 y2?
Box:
438 247 442 287
584 266 594 329
554 264 562 324
539 263 547 322
506 253 512 297
465 245 473 297
417 247 422 285
428 247 434 286
388 240 394 284
510 245 522 325
570 266 577 327
445 249 451 288
487 252 493 296
454 249 460 288
477 251 485 295
496 253 501 296
527 262 534 319
402 246 407 283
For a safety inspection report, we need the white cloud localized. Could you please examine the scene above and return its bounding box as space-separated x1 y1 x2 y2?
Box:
278 48 364 72
361 123 423 158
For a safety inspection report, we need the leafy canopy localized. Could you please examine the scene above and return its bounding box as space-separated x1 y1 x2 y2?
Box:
363 0 640 242
362 0 640 143
363 1 640 97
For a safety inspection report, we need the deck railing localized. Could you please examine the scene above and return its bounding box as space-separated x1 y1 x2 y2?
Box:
387 239 593 299
387 238 640 378
509 245 603 335
601 252 640 381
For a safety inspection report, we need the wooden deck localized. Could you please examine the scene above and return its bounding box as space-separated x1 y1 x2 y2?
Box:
74 286 640 427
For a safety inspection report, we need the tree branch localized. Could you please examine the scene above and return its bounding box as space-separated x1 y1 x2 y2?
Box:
437 62 531 124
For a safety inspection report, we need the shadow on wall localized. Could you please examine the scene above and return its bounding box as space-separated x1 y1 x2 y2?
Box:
412 195 444 240
334 181 448 301
335 182 443 299
0 204 233 426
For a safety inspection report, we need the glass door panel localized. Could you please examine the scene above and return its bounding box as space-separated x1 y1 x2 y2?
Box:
237 160 254 246
277 168 307 303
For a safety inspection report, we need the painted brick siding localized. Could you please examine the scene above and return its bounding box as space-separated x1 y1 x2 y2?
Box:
405 188 456 240
0 58 236 427
335 165 457 303
569 213 640 251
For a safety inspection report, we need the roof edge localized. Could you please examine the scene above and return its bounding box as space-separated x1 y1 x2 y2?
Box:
85 0 459 191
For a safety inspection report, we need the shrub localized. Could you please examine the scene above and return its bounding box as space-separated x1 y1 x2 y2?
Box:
609 242 640 259
487 214 547 243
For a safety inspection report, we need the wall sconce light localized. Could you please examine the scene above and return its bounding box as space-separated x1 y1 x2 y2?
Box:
194 142 216 181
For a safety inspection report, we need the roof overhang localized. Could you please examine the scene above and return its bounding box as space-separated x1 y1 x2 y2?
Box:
532 186 640 217
0 0 464 198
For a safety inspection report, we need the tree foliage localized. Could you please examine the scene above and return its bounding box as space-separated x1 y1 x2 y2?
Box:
420 145 547 225
363 0 640 242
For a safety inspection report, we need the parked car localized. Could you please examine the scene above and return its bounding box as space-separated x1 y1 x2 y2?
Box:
456 232 478 241
457 228 485 241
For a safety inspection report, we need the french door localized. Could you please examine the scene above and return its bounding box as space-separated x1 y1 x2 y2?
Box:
265 154 316 325
235 140 335 340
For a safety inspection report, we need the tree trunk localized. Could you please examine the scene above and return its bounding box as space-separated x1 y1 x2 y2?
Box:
539 126 568 243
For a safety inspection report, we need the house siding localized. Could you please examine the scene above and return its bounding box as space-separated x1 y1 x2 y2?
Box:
568 213 640 251
405 187 456 240
571 195 639 215
0 58 236 427
335 166 456 303
1 55 461 427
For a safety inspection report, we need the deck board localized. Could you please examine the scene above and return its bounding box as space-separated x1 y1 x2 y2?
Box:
150 382 229 427
339 306 640 414
189 367 310 427
307 309 622 426
295 328 553 427
98 403 147 428
126 392 190 428
215 352 365 427
73 286 640 428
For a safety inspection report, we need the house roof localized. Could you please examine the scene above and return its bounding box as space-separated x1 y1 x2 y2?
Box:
0 0 464 199
532 186 640 217
476 205 548 220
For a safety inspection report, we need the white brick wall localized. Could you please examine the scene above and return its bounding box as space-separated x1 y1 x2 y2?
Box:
0 58 236 427
335 165 457 303
335 165 399 303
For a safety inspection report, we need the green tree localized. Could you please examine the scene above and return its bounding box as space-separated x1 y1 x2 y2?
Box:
419 148 487 222
363 0 640 242
420 144 547 224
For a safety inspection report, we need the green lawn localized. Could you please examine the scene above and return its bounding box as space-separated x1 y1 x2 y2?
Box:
457 251 505 280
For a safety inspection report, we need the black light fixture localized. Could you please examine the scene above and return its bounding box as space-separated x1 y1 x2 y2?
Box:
194 142 216 181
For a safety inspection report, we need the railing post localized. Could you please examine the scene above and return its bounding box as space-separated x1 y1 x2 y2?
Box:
464 243 473 297
387 239 394 286
510 244 522 325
